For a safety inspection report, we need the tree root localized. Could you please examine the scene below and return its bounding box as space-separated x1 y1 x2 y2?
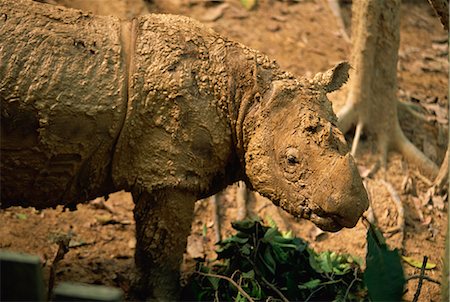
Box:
337 102 357 134
398 101 437 124
351 120 364 157
433 148 448 194
418 148 448 210
394 129 438 179
210 194 222 243
236 181 248 221
210 181 250 243
337 104 439 179
325 0 350 42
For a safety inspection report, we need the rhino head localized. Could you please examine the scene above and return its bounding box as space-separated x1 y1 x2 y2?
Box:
243 62 368 232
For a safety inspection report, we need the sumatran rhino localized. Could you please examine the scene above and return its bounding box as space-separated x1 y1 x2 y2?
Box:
0 0 369 299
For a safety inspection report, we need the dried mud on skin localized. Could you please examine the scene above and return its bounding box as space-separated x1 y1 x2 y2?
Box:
0 1 448 301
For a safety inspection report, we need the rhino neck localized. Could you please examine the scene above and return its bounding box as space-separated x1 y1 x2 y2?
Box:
224 48 273 168
223 46 295 171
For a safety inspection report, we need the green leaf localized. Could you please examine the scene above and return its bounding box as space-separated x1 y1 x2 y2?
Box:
202 223 207 238
207 276 220 290
273 234 295 245
263 227 278 242
272 244 289 263
15 213 28 220
240 243 252 256
298 279 321 290
235 291 246 302
266 216 278 229
364 224 405 301
349 255 364 267
232 219 255 230
261 247 276 275
402 256 436 270
282 230 294 239
249 279 262 299
240 0 257 10
185 218 366 301
242 270 255 279
314 251 333 273
221 235 249 245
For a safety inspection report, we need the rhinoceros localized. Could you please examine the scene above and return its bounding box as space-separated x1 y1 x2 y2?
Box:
0 0 368 299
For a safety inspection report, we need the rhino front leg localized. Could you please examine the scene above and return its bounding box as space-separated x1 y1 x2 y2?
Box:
131 189 196 300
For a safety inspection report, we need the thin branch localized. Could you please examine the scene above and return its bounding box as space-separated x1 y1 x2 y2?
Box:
210 195 222 243
305 285 325 302
351 120 364 157
406 275 441 285
245 256 289 302
48 233 72 299
259 274 289 302
344 268 362 301
195 271 255 302
236 181 248 221
413 170 433 186
412 256 428 302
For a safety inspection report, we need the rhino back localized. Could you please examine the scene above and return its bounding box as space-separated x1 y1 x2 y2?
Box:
112 14 238 197
0 0 127 208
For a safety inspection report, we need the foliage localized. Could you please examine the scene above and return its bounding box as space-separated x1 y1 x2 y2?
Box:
364 223 405 302
240 0 257 11
402 256 436 270
183 218 367 301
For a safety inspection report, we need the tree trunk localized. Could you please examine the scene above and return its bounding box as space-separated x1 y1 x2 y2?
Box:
337 0 439 179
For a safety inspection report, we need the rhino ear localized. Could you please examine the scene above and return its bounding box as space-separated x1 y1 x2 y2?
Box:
312 61 351 93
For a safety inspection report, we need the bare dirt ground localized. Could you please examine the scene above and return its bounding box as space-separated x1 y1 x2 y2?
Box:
1 1 448 301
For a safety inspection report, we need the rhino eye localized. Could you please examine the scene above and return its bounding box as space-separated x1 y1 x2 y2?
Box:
287 155 298 165
286 148 300 165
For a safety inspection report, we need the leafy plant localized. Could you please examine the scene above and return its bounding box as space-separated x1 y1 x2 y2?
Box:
183 218 367 301
364 223 405 301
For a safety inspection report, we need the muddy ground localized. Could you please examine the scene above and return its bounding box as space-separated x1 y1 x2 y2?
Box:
0 0 448 301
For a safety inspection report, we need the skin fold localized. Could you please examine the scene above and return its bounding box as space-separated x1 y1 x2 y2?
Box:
0 0 368 299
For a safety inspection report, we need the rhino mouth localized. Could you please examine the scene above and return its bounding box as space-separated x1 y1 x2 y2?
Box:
309 213 345 232
292 204 347 232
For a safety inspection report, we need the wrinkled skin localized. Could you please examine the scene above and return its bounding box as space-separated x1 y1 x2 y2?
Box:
0 0 368 300
244 78 368 232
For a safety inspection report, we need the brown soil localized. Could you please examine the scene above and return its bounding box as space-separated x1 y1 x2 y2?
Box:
1 1 448 301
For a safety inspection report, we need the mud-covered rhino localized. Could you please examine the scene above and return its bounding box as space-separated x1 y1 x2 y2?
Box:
0 0 368 299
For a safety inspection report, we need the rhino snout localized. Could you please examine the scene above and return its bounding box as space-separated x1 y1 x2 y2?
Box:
313 154 369 231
